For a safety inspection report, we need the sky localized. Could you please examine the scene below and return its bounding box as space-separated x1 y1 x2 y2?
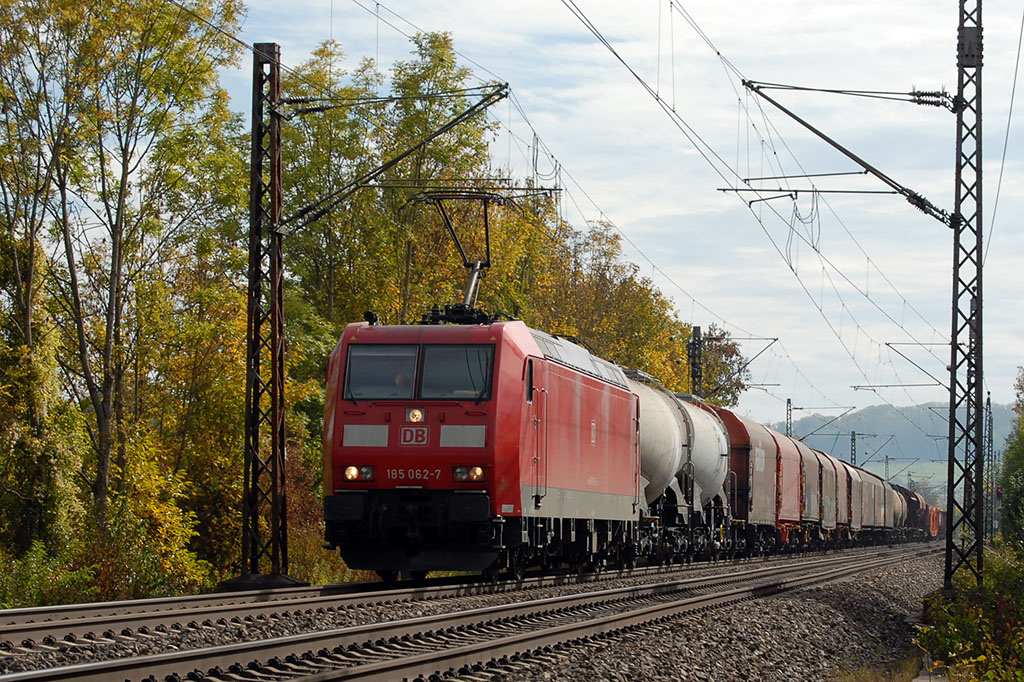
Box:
222 1 1024 453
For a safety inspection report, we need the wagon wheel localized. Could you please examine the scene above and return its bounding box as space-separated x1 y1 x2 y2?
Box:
622 545 637 570
508 547 527 582
483 561 501 583
571 555 587 580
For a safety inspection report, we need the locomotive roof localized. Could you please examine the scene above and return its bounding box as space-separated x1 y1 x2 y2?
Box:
527 328 629 389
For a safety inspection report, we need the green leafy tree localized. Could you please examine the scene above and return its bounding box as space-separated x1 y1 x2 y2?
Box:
0 0 103 554
999 367 1024 550
280 40 381 328
43 0 242 526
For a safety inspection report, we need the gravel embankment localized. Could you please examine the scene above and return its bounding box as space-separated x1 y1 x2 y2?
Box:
485 553 943 682
0 549 941 678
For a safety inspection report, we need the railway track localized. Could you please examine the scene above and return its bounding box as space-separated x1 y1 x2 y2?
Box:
0 544 887 651
0 546 937 682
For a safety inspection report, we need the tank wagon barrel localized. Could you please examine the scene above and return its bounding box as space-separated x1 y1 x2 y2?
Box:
627 377 729 511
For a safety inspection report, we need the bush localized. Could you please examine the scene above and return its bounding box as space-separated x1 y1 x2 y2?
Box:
0 541 98 608
916 544 1024 680
77 508 212 601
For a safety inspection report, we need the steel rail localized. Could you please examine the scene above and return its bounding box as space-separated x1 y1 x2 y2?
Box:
0 544 877 645
0 547 936 682
307 546 938 682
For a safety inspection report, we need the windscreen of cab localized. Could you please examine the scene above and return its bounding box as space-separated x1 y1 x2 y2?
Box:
344 344 494 401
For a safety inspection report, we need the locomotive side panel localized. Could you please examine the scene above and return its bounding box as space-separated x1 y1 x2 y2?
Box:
521 359 636 521
323 337 345 502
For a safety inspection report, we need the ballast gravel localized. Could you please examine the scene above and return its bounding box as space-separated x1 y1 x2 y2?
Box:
0 549 942 680
485 553 943 682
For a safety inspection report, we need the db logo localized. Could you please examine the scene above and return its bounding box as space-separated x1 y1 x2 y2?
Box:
400 426 429 446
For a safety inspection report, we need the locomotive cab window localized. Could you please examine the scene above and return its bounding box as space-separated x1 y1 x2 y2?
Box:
421 345 494 400
344 345 418 400
525 359 534 404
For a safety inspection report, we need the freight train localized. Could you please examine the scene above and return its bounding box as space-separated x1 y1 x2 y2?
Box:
322 314 943 580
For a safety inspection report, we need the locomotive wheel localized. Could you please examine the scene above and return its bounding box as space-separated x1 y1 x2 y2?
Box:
376 570 399 582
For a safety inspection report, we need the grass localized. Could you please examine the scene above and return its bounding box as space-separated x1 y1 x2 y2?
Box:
837 655 924 682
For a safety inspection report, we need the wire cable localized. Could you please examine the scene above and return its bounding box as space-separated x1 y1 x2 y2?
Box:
559 0 949 437
986 4 1024 266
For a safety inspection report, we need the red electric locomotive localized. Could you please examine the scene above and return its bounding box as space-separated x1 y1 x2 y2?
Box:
322 313 640 579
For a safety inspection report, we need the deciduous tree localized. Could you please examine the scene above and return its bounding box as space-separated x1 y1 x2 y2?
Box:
999 367 1024 549
44 0 242 524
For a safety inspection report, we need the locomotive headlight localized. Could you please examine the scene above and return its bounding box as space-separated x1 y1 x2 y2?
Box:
454 466 485 482
406 407 425 423
343 465 374 481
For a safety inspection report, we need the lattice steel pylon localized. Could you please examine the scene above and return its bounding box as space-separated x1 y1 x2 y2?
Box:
688 326 703 398
984 394 994 541
241 42 289 580
944 1 984 589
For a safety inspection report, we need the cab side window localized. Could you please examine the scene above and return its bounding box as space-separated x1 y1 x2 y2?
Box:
526 359 534 404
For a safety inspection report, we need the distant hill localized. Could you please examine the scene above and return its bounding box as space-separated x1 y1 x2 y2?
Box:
768 402 1015 508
